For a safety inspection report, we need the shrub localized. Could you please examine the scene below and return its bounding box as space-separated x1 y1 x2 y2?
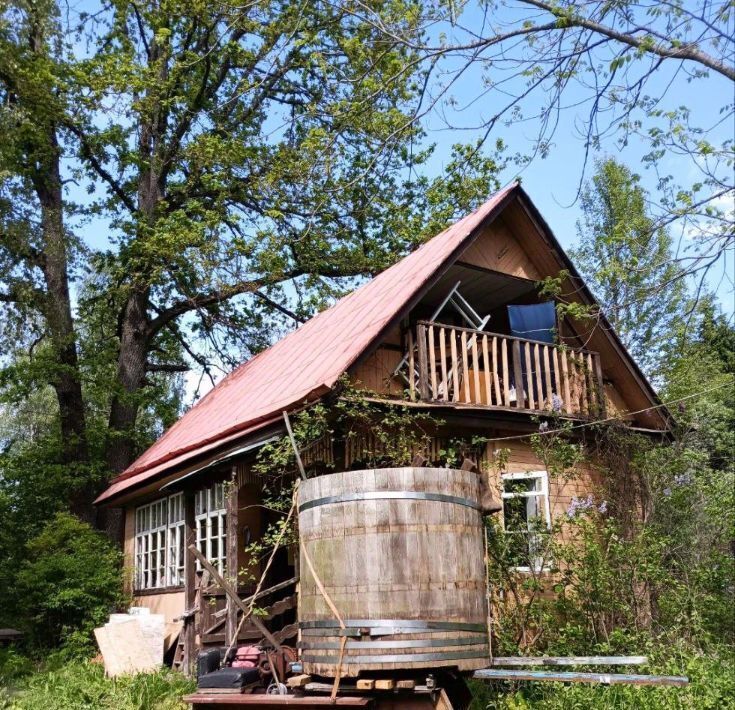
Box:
14 513 125 651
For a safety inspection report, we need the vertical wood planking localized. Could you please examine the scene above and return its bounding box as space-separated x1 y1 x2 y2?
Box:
586 353 596 415
407 330 415 401
561 349 571 414
439 327 448 401
225 473 239 648
594 353 606 417
416 324 429 400
524 342 535 410
533 343 544 409
511 339 525 409
471 336 481 404
551 347 561 408
481 335 492 406
492 337 501 405
182 490 196 677
450 330 460 402
542 345 552 408
461 331 470 403
428 325 437 398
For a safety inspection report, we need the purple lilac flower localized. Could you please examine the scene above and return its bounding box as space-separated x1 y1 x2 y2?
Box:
598 500 608 514
674 472 693 486
663 487 672 497
539 421 549 432
567 494 595 517
552 394 563 412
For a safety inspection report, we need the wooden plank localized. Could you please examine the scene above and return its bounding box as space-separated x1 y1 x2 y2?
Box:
561 348 571 414
542 345 553 408
416 324 430 400
225 474 239 648
356 679 375 690
473 669 688 687
439 327 448 401
450 330 460 402
396 680 417 689
428 325 437 398
481 335 492 406
523 342 534 410
533 343 544 410
461 330 470 402
184 694 372 706
287 674 313 688
511 339 524 409
491 656 648 667
491 336 501 404
594 353 606 417
188 545 282 651
375 680 395 691
407 330 415 401
471 335 481 404
551 347 561 406
182 491 197 677
501 337 509 406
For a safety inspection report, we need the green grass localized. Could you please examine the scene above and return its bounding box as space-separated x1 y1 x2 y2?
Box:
0 657 195 710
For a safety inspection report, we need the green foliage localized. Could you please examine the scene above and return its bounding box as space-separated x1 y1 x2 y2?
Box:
13 513 125 651
572 158 686 378
0 660 194 710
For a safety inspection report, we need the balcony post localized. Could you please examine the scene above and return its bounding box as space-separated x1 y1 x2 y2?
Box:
182 489 197 677
416 323 430 400
511 339 525 409
594 354 607 417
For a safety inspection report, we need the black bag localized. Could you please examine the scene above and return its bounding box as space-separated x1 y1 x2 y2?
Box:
198 667 261 689
197 648 221 678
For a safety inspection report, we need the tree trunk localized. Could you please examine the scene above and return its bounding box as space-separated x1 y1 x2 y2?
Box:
33 128 92 522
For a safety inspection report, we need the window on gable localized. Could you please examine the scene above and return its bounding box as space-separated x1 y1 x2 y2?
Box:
501 471 551 572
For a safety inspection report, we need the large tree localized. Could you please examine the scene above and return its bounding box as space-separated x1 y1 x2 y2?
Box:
572 157 685 377
0 0 503 525
347 0 734 295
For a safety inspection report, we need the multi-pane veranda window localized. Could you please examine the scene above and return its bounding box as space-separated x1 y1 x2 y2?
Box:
195 482 227 576
501 471 551 572
134 493 185 590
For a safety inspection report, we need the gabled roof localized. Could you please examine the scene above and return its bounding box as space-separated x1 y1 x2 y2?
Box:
95 183 519 504
96 182 668 505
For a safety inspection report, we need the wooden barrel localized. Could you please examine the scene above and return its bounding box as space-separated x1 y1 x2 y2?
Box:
298 467 489 677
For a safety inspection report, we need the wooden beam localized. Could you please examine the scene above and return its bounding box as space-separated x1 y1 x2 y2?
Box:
416 323 430 400
283 411 307 481
473 669 688 687
225 471 239 647
490 656 648 667
188 545 282 651
182 491 197 677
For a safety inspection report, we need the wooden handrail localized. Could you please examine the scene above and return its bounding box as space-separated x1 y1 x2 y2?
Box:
416 320 599 356
414 322 605 418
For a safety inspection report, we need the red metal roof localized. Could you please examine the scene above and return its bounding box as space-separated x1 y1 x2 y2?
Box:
95 183 518 504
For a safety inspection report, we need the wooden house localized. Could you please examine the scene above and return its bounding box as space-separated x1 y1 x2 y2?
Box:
94 182 670 674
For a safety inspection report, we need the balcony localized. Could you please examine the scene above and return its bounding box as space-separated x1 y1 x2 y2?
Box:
404 321 605 419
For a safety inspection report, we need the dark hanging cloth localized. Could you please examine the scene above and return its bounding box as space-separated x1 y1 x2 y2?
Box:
507 302 557 406
507 302 556 343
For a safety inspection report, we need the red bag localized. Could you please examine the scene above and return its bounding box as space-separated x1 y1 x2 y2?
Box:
231 645 261 669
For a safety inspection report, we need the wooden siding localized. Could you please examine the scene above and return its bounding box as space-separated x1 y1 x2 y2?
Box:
460 218 542 280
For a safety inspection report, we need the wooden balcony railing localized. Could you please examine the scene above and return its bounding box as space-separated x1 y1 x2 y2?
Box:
411 321 605 418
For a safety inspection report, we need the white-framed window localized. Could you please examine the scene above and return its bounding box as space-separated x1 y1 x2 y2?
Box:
501 471 552 572
195 482 227 576
166 493 186 587
135 496 176 590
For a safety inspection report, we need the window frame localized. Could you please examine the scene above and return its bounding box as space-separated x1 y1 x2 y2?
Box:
500 470 552 573
195 482 227 577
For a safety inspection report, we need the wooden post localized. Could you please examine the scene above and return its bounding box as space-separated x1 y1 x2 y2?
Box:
182 490 197 677
225 469 239 648
594 354 607 417
511 339 525 409
416 323 430 400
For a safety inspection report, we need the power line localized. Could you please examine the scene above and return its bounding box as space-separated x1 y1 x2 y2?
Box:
485 380 733 445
